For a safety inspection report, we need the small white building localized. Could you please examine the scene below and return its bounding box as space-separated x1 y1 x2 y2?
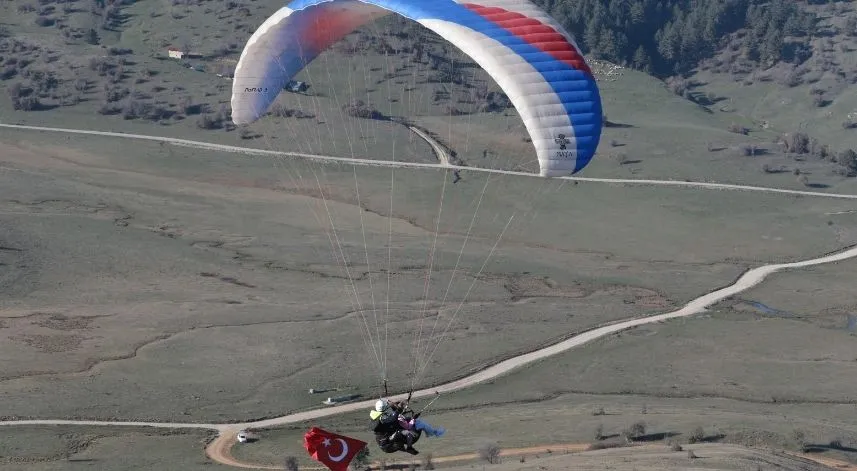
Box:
167 47 185 59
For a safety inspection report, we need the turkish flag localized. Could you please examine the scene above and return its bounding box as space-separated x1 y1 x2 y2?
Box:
304 427 367 471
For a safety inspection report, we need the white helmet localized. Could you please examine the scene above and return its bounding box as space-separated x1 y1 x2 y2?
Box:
375 398 389 412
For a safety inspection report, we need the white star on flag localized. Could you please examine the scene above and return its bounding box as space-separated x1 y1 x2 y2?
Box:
322 438 332 447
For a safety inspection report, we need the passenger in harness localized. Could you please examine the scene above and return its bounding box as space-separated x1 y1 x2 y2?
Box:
369 398 445 455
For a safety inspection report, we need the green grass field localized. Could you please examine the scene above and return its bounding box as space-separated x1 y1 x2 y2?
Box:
0 426 221 471
235 260 857 467
2 127 857 426
2 1 857 469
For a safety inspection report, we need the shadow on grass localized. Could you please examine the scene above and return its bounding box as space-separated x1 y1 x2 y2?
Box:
634 431 681 442
605 120 633 129
803 442 857 454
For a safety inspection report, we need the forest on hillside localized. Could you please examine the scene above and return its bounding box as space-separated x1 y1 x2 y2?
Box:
536 0 840 77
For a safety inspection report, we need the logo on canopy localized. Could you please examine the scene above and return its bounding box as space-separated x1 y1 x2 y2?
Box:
554 134 571 150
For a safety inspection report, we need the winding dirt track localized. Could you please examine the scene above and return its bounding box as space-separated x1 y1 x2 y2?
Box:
2 244 857 468
406 125 450 166
3 122 857 200
2 123 856 468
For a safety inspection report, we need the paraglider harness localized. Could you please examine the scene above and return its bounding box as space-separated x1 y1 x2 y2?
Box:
372 384 440 454
373 405 422 453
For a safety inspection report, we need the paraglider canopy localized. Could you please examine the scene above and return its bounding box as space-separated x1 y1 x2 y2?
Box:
231 0 602 177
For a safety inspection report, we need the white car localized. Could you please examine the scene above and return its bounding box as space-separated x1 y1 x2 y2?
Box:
237 430 249 443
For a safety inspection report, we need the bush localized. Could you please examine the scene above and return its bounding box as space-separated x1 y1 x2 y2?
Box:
284 456 298 471
728 123 749 135
782 132 810 154
107 47 133 56
1 65 18 80
737 143 758 156
196 113 221 129
342 100 384 120
97 101 120 115
622 421 646 442
478 442 501 464
34 15 55 27
688 426 705 444
669 441 683 452
594 424 604 441
12 95 40 111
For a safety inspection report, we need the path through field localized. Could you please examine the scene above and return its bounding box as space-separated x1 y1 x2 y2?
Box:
2 123 856 469
3 123 857 199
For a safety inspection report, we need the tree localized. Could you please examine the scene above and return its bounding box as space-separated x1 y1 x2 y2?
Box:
623 421 647 442
284 456 299 471
632 45 651 72
791 429 807 450
86 28 99 45
478 441 501 464
845 16 857 37
838 149 857 174
688 426 705 444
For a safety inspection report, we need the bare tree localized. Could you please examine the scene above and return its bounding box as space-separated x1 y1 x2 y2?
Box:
688 426 705 444
622 421 646 442
478 441 501 464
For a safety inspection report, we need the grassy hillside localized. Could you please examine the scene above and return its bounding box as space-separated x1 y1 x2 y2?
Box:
671 2 857 165
2 0 856 194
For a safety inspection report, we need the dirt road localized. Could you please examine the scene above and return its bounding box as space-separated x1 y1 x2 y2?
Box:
207 431 857 471
3 123 857 199
1 122 856 468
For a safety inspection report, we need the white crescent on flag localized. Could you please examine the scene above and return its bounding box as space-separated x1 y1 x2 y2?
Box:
327 438 349 462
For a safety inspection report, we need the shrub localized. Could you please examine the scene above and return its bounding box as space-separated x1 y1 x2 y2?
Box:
728 123 749 135
737 143 758 156
34 15 55 27
688 426 705 444
782 132 810 154
478 442 501 464
342 99 384 120
622 421 646 442
196 113 221 129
